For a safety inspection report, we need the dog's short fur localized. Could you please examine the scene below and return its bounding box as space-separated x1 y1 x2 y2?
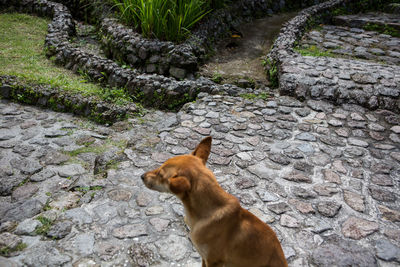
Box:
141 137 287 267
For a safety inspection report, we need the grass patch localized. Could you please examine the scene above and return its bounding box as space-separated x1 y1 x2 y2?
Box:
0 13 104 96
294 45 336 57
0 13 134 107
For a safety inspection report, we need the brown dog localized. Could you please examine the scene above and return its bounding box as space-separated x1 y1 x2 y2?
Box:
141 136 287 267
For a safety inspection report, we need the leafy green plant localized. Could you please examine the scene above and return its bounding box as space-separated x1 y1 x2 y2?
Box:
211 72 223 83
113 0 212 42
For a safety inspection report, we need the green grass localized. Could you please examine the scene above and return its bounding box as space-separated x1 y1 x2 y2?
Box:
294 45 336 57
0 13 104 96
0 13 134 106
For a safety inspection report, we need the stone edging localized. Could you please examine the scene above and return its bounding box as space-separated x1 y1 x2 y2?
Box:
0 76 137 124
267 0 400 113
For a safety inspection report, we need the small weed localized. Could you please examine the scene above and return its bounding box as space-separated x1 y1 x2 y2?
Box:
43 199 52 211
17 178 29 187
35 216 54 235
263 57 279 88
211 72 223 83
106 159 121 169
0 242 27 256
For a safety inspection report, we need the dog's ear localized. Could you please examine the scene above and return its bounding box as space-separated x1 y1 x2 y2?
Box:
192 136 212 164
169 176 191 194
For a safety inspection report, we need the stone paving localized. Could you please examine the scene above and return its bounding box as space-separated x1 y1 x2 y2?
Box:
1 88 400 266
299 24 400 65
279 12 400 113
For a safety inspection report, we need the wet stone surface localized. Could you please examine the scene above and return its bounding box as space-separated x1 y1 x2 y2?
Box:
0 91 400 266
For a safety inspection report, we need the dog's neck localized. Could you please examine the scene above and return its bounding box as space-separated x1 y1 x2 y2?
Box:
180 172 239 228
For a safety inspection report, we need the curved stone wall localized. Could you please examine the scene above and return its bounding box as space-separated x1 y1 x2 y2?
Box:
268 0 400 112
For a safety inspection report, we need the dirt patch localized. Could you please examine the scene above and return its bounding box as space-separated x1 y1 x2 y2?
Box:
199 12 297 88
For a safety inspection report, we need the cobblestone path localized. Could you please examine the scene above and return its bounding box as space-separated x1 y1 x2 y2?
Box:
1 13 400 267
1 91 400 266
299 24 400 65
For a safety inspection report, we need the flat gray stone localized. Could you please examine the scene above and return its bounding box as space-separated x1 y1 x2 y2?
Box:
73 233 95 256
344 190 365 212
43 218 71 238
296 143 315 154
342 217 379 240
317 201 341 217
256 190 279 202
283 170 312 183
311 235 377 266
64 208 93 225
14 218 42 235
57 164 86 178
296 132 317 141
280 214 300 228
375 239 400 262
112 223 147 239
30 169 56 182
4 199 43 222
267 202 291 214
20 242 71 266
11 183 39 201
247 163 273 179
10 158 43 175
155 234 190 261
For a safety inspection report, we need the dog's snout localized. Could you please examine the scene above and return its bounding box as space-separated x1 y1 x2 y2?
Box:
141 173 146 181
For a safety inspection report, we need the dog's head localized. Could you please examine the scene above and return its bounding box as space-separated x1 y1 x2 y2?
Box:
141 136 212 196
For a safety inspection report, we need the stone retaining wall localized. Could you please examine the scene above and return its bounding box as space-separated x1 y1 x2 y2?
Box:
268 0 400 113
0 76 137 124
